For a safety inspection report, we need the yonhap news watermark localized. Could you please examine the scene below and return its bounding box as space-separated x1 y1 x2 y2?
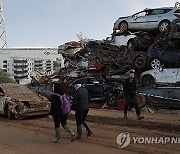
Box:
116 132 180 149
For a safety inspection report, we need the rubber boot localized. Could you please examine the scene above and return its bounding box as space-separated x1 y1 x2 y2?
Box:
124 114 128 119
63 125 75 142
82 121 92 137
52 127 60 143
137 115 144 120
75 125 82 139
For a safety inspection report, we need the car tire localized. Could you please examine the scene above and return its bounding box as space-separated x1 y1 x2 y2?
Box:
141 75 155 87
64 59 71 67
74 52 81 60
150 58 162 69
134 56 146 69
127 40 135 51
119 21 128 33
137 94 147 108
105 92 120 106
158 20 170 33
7 104 15 120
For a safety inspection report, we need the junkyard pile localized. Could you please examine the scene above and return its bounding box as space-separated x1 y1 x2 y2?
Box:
32 4 180 110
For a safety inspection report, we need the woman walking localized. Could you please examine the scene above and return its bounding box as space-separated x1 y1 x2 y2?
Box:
49 82 75 143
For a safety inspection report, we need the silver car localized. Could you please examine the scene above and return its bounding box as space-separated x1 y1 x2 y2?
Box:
113 7 180 33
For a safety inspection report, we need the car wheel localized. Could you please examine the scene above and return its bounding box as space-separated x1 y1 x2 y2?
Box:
141 75 155 87
134 56 146 69
105 93 119 106
127 40 135 51
7 104 15 120
74 52 81 60
158 20 170 33
64 59 71 67
119 21 128 33
150 58 162 69
137 94 147 108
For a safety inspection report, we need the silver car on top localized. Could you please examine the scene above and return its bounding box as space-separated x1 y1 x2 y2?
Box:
113 7 180 33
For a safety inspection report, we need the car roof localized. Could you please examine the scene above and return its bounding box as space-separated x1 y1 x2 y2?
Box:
144 7 174 10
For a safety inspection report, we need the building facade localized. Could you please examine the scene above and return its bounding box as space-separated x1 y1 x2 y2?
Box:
2 57 55 84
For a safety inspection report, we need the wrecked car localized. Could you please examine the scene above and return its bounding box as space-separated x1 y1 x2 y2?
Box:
168 18 180 39
58 41 83 60
147 40 180 69
126 31 154 51
138 86 180 110
113 6 180 33
0 83 50 119
140 68 180 86
68 77 123 106
111 31 154 51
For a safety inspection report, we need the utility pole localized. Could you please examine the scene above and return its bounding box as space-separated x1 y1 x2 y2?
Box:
0 0 7 48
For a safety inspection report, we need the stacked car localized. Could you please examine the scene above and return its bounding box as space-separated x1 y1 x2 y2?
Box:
46 3 180 110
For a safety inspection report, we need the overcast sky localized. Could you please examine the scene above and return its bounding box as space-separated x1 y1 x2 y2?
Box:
2 0 178 47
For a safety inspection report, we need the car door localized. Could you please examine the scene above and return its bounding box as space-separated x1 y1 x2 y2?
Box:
129 11 147 30
154 69 179 84
144 9 165 29
84 78 104 101
176 68 180 83
172 87 180 109
161 43 180 67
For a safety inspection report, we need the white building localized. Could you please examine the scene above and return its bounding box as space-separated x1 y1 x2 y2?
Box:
2 57 33 84
0 48 64 69
2 57 55 84
0 48 64 84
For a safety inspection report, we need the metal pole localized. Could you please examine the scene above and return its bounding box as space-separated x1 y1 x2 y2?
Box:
0 0 8 48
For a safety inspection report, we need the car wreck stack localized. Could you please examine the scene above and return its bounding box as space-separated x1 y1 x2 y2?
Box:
34 3 180 110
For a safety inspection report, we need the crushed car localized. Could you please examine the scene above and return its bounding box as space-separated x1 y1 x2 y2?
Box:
138 86 180 110
147 40 180 69
68 77 123 106
0 83 50 119
140 68 180 86
58 41 83 60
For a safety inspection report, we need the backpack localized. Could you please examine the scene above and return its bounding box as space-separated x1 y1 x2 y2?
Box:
55 94 71 114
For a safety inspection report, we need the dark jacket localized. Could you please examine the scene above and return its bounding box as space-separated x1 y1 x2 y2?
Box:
71 87 91 111
123 78 137 97
49 94 63 116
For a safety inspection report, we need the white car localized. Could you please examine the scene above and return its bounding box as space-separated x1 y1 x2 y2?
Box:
113 6 180 33
110 31 136 47
140 68 180 86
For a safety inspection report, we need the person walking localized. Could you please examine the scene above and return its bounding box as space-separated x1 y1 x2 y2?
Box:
123 69 144 120
49 82 75 143
71 82 92 139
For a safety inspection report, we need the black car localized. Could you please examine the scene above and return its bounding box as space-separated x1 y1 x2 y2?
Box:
138 86 180 110
147 40 180 69
68 77 123 106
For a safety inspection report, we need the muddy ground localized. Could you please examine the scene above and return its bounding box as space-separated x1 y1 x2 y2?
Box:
0 108 180 154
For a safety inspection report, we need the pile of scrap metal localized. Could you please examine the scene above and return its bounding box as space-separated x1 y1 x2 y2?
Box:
30 69 51 86
0 83 50 119
58 41 84 61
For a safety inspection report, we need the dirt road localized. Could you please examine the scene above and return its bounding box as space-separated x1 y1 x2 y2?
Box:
0 108 180 154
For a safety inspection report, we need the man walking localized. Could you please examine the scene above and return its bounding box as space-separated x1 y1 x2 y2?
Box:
71 82 92 139
123 69 144 120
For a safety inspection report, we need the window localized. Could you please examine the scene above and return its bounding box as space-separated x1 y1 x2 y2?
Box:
164 9 172 13
151 9 164 15
174 9 180 13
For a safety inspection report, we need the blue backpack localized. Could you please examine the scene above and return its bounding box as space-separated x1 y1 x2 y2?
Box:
55 94 71 114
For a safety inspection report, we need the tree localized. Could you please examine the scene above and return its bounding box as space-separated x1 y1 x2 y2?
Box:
0 69 15 83
76 32 89 47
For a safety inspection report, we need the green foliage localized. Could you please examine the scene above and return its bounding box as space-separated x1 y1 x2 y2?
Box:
0 69 15 83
